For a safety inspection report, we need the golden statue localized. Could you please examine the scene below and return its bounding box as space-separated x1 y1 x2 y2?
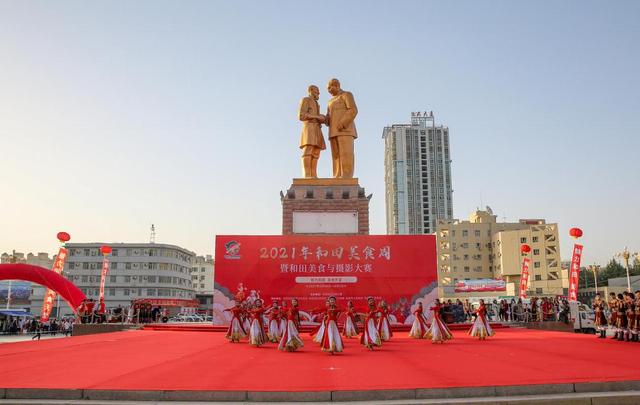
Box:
298 85 326 178
326 78 358 178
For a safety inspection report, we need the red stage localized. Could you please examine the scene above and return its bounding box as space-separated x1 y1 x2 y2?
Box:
0 327 638 397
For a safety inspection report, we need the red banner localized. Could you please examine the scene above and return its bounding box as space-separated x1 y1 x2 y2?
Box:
213 235 438 325
98 257 109 314
519 257 531 298
40 247 68 322
568 244 584 301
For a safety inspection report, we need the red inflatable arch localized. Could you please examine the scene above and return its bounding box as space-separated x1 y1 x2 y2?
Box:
0 263 86 312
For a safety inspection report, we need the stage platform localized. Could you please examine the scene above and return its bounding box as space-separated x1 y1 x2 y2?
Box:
0 328 638 402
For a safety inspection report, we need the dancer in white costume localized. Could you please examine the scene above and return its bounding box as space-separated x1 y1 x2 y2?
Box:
320 296 343 354
409 302 429 339
425 299 453 343
248 299 268 347
265 301 284 343
343 300 359 338
469 299 494 340
278 299 304 352
360 297 382 350
377 300 393 341
223 300 246 342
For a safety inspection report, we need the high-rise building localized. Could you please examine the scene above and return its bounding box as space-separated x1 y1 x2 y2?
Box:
29 243 197 316
383 111 453 234
436 209 567 298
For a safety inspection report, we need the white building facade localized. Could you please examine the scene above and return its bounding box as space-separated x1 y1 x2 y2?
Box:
29 243 196 315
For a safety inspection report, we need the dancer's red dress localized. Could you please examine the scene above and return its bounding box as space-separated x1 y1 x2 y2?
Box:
469 303 494 339
320 307 343 353
248 307 267 346
360 306 382 349
409 306 429 338
224 306 246 342
278 307 304 351
343 306 359 338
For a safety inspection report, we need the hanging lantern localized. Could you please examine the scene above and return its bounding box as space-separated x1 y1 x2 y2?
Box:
56 232 71 243
520 244 531 254
569 227 583 239
100 246 113 255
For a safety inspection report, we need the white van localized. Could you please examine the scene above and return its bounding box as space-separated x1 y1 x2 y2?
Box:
569 301 595 333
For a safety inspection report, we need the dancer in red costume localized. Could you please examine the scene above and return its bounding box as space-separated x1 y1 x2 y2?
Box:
360 297 382 350
248 299 268 347
425 299 453 343
320 296 343 354
224 300 246 342
278 299 304 351
409 302 429 339
469 299 494 340
343 300 359 338
377 300 393 341
265 301 283 343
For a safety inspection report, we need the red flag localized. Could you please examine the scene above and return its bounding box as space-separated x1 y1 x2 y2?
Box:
40 247 68 322
568 244 584 301
519 257 531 298
98 257 110 314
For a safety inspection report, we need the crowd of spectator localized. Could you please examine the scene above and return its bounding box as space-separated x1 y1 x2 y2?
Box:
439 297 571 324
0 316 74 338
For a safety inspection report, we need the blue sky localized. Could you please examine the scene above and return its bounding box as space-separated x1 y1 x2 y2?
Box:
1 1 638 265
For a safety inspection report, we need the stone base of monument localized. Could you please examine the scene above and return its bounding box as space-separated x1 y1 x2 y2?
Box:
281 178 370 235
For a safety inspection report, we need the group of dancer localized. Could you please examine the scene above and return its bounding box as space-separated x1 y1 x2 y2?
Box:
409 299 494 342
593 291 640 341
224 296 495 353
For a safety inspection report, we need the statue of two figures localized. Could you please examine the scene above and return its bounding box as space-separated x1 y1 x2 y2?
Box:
298 78 358 179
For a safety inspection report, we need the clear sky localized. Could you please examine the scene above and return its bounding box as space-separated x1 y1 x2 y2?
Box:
1 1 638 265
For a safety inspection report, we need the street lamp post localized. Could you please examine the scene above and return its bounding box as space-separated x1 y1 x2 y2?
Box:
615 247 638 293
588 264 600 294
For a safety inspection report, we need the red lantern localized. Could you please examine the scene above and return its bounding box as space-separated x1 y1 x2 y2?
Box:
520 244 531 254
56 232 71 243
569 227 583 239
100 246 112 255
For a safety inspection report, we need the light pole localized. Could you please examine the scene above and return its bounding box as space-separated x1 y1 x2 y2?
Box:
615 247 638 293
588 264 600 294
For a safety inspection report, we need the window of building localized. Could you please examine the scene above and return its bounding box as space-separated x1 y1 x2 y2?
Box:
124 289 130 296
81 275 88 283
474 230 481 237
146 288 156 296
148 276 157 283
534 262 540 268
108 288 115 296
83 262 89 270
110 275 116 283
532 236 539 243
126 262 131 270
462 230 468 237
111 262 118 270
536 288 543 294
463 254 469 261
464 267 470 272
84 249 90 256
520 237 527 244
124 276 131 283
112 249 118 256
533 249 540 255
535 275 542 281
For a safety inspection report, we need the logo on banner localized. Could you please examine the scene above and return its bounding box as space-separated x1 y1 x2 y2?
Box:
224 241 242 260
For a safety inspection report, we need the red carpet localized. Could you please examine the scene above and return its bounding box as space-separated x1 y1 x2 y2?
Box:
0 329 638 392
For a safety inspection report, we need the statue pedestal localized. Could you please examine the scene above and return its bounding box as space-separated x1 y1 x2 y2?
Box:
281 178 370 235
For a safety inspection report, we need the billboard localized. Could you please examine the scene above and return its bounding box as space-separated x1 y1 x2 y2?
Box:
454 278 507 293
213 235 437 325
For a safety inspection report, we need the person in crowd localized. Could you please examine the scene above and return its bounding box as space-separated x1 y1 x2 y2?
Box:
463 299 472 322
593 293 607 338
278 299 304 352
469 299 494 340
320 296 343 354
409 302 429 339
608 292 619 339
343 300 359 338
426 299 453 344
623 292 635 342
360 297 382 350
615 293 626 341
31 320 42 340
